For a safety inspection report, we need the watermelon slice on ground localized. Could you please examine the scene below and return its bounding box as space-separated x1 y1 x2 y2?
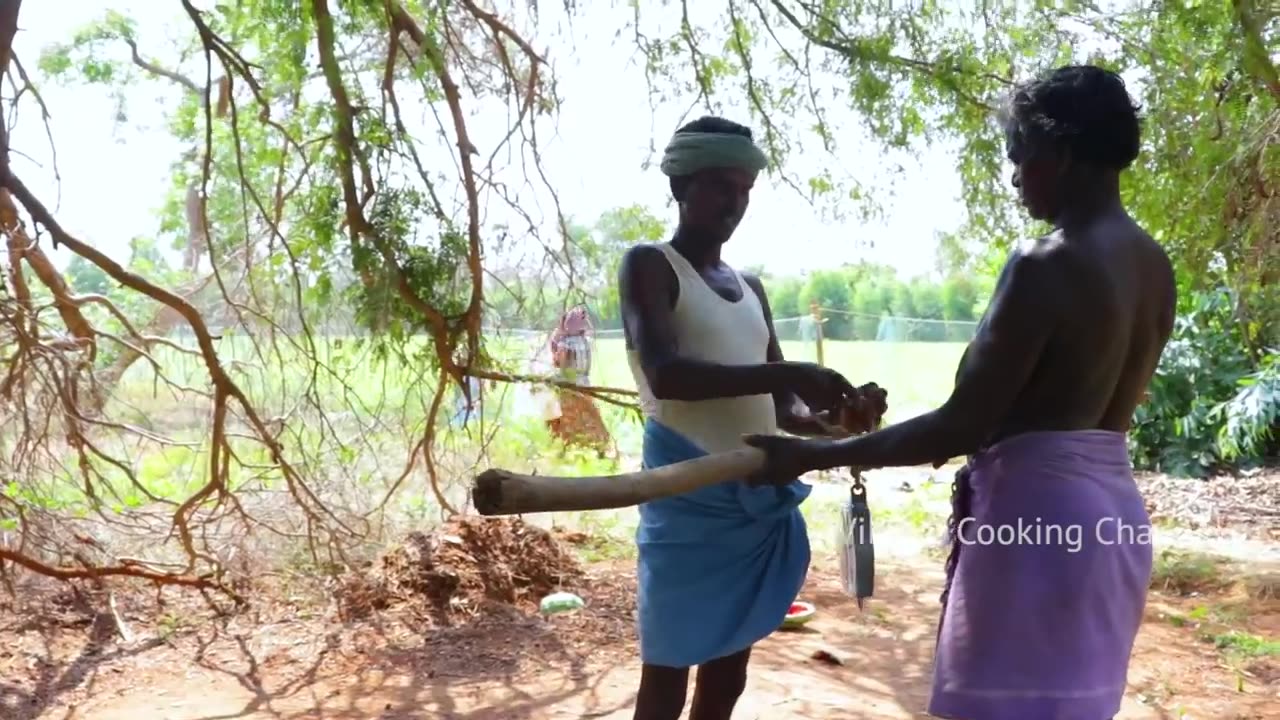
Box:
781 600 815 628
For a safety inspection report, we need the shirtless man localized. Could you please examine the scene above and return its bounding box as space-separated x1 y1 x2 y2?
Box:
620 115 860 720
745 65 1177 720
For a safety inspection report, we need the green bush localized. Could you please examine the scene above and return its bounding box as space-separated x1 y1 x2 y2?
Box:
1129 290 1279 477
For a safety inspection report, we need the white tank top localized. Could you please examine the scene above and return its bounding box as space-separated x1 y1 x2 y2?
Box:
626 243 779 453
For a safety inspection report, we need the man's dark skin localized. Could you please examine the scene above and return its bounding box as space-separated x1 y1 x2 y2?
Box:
620 166 858 441
745 79 1177 480
620 155 857 720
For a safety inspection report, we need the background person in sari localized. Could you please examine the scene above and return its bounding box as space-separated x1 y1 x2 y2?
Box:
544 304 612 457
744 65 1177 720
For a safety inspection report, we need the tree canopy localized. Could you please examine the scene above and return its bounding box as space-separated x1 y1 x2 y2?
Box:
0 0 1276 594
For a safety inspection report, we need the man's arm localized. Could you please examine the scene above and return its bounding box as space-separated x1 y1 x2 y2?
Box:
808 244 1057 468
741 273 829 436
619 245 787 401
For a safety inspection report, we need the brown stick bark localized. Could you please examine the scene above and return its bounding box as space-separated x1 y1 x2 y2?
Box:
0 0 94 358
0 547 242 602
0 0 19 73
91 272 218 398
0 190 97 358
93 306 181 384
471 448 766 515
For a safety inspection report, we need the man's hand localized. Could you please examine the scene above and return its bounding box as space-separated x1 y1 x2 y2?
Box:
742 434 834 486
838 382 888 434
774 362 857 415
779 380 890 437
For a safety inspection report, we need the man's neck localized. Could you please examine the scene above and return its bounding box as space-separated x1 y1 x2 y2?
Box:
1054 171 1125 230
670 225 724 268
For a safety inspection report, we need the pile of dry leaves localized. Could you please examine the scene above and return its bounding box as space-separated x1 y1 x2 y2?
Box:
336 516 583 624
1139 470 1280 539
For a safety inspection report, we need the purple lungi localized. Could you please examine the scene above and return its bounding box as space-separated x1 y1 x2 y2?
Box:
928 430 1153 720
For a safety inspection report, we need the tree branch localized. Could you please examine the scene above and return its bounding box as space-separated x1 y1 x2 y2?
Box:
767 0 1004 112
123 38 203 95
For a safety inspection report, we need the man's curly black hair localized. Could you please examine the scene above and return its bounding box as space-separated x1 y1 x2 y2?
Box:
667 115 754 202
1003 65 1143 171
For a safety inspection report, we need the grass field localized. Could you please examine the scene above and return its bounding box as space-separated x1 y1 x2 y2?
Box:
5 336 967 536
113 335 967 430
112 334 968 471
585 337 966 423
12 333 1280 720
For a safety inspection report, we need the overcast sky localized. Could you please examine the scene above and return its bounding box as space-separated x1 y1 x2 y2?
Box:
9 0 981 281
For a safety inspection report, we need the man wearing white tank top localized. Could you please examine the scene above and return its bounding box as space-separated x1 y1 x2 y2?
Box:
617 116 863 720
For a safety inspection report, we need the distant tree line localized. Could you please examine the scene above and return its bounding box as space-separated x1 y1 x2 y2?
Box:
480 205 993 342
757 264 990 342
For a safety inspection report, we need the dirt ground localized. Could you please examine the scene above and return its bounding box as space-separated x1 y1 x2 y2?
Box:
2 476 1280 717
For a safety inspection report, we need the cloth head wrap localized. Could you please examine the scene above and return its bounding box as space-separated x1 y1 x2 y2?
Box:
659 131 768 177
548 305 591 354
558 305 591 336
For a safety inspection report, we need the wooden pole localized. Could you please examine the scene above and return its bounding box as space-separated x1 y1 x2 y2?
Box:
471 390 887 516
810 301 825 366
473 448 767 515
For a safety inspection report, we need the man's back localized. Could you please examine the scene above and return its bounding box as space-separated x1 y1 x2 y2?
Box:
991 213 1176 443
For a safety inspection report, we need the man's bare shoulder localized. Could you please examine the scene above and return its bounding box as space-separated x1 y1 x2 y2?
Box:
999 235 1064 284
1011 231 1093 284
620 243 672 268
1016 231 1069 260
618 244 679 317
739 270 765 295
619 243 674 281
738 271 775 310
1132 225 1178 321
1132 226 1175 276
621 242 667 260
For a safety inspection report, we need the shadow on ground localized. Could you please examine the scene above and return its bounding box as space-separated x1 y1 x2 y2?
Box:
35 561 946 720
11 555 1278 720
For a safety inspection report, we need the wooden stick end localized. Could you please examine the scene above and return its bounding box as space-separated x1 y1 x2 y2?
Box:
471 468 514 516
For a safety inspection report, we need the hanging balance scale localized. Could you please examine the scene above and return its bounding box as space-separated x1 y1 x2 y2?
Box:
818 385 886 611
839 466 875 610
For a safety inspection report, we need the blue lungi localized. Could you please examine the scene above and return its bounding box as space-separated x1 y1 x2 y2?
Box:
635 418 811 667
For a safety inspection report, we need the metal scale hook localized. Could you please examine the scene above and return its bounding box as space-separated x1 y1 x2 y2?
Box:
841 466 875 610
